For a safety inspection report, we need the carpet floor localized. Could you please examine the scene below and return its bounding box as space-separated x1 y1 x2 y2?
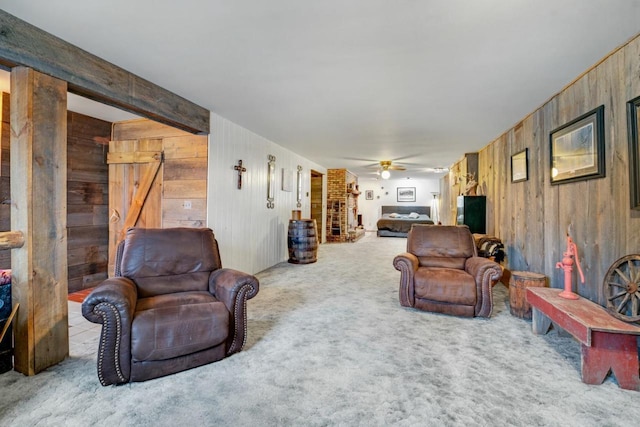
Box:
1 232 639 426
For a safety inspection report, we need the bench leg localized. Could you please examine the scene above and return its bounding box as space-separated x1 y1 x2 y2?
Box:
581 331 640 391
531 307 551 335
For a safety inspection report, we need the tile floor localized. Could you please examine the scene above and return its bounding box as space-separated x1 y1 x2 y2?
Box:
68 300 100 356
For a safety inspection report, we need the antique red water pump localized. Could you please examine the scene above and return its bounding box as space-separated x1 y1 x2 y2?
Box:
556 232 585 299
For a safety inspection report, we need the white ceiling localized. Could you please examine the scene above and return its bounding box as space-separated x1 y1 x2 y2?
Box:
1 1 639 180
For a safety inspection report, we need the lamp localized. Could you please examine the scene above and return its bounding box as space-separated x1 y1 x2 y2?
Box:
380 169 391 179
430 192 440 224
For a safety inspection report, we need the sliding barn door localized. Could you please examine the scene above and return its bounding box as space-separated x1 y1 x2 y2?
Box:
107 138 164 275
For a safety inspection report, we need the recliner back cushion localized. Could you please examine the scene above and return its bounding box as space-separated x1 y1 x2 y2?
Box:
120 227 222 297
408 225 476 269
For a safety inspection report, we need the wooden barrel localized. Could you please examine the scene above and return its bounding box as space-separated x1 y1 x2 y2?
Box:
288 219 318 264
509 271 546 319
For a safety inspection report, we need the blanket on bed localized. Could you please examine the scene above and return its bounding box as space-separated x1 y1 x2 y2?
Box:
376 214 434 234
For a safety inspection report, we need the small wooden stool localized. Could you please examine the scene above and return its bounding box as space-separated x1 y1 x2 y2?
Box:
509 271 546 319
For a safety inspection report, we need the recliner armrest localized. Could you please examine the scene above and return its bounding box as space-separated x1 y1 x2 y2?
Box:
393 252 419 307
464 257 503 317
209 268 259 355
82 277 137 385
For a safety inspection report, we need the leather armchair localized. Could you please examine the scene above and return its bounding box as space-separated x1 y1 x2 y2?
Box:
82 227 259 385
393 225 502 317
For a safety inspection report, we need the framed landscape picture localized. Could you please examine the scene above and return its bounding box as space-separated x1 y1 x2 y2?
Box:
397 187 416 202
550 105 605 185
627 95 640 210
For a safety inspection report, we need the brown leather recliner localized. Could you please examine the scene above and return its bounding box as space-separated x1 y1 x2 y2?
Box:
82 227 259 385
393 225 502 317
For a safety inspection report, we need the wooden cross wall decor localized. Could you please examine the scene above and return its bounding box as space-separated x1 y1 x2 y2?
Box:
234 160 247 189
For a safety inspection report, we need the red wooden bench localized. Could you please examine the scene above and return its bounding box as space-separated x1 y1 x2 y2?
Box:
526 287 640 391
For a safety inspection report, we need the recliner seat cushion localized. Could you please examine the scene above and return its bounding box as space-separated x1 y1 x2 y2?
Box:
131 298 229 362
414 267 477 305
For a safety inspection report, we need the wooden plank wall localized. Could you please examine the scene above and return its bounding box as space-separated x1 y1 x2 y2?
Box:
0 92 113 291
0 93 9 269
111 119 208 228
67 112 111 292
441 34 640 304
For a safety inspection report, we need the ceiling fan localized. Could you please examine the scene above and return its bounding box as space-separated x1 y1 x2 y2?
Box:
378 160 405 179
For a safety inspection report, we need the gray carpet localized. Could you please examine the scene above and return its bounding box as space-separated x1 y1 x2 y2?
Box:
1 232 639 426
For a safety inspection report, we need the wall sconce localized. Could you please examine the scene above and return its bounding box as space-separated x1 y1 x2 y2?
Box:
267 155 275 209
296 165 302 208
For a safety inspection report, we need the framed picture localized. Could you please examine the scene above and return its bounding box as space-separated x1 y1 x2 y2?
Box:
365 190 373 200
511 148 529 183
397 187 416 202
627 95 640 210
550 105 605 185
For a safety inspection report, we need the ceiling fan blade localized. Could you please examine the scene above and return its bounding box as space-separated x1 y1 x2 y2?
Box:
388 165 406 170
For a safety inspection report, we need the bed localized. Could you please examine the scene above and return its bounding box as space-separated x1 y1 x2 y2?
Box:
376 205 434 237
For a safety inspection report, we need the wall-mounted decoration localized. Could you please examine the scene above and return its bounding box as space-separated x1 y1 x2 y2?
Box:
282 168 293 192
267 155 276 209
397 187 416 202
233 159 246 189
626 96 640 210
296 165 303 208
511 148 529 183
365 190 373 200
550 105 605 185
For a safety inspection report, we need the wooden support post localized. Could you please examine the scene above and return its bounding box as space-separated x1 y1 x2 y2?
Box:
11 66 69 375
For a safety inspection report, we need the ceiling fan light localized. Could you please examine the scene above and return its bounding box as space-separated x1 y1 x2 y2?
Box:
381 169 391 179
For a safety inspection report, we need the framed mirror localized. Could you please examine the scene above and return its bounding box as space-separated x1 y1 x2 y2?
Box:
267 155 276 209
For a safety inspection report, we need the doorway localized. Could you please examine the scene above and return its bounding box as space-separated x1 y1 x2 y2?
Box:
310 170 324 243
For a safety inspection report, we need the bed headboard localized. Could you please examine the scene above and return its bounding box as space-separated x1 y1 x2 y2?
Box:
381 205 431 216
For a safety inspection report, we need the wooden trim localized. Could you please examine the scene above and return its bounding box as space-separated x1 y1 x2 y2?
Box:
106 151 163 164
120 157 163 236
0 10 210 135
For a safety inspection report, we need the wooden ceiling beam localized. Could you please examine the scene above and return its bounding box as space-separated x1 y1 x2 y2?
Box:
0 10 210 135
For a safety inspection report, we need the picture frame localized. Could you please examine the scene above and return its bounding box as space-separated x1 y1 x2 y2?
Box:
550 105 605 185
511 148 529 183
397 187 416 202
627 96 640 210
365 190 373 200
281 168 293 192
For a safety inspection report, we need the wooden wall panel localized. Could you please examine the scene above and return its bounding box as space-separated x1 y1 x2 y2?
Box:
108 120 208 274
207 112 328 274
66 112 111 292
443 34 640 305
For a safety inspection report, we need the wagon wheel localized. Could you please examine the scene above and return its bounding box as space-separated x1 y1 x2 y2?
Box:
603 254 640 323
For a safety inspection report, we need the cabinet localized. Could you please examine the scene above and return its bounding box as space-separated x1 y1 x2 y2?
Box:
456 195 486 234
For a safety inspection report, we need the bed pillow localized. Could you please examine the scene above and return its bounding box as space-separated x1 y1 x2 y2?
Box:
408 212 420 219
388 213 400 218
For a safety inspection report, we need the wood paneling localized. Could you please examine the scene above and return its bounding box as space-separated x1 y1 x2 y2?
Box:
207 112 327 274
11 67 68 375
0 10 210 134
108 121 208 275
443 34 640 305
66 112 111 292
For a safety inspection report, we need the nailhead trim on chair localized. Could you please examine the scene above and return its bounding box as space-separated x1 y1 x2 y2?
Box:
228 283 256 354
94 302 126 385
